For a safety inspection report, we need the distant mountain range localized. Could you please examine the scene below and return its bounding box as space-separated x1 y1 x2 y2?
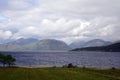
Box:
7 38 39 45
0 39 14 44
21 39 71 51
71 42 120 52
0 38 119 52
0 38 71 51
69 39 111 48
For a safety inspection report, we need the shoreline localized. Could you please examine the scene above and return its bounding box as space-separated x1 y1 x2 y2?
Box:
0 65 119 70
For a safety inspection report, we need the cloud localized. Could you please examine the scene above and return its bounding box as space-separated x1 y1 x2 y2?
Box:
0 0 120 43
0 0 35 11
0 30 13 39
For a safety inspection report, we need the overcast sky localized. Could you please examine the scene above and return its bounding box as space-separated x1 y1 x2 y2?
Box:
0 0 120 43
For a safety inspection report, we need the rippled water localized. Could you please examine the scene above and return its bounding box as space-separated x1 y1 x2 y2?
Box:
2 51 120 68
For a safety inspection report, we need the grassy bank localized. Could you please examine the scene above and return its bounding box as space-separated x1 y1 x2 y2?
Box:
0 67 120 80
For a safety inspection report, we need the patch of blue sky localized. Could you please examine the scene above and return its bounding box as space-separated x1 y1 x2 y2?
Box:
0 0 8 10
0 14 8 22
27 0 38 7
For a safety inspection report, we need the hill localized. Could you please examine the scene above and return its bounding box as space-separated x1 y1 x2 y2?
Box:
0 38 39 51
70 39 111 48
22 39 71 51
8 38 38 45
0 39 71 51
71 42 120 52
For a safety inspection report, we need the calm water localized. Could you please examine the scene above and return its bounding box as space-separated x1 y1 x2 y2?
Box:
2 51 120 68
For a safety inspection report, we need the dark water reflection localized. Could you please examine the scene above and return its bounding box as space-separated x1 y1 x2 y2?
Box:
2 51 120 68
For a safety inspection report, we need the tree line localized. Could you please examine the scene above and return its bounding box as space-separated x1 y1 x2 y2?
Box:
0 52 16 67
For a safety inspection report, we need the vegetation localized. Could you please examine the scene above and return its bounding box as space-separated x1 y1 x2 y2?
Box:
0 67 120 80
71 42 120 52
62 63 77 68
0 52 16 67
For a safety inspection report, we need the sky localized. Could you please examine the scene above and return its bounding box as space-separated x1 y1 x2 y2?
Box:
0 0 120 43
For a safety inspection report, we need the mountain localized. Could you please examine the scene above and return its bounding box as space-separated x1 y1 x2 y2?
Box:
0 39 14 44
0 43 21 51
70 39 111 48
8 38 39 45
0 38 39 51
71 42 120 52
0 39 71 51
69 41 86 48
22 39 71 51
82 39 111 47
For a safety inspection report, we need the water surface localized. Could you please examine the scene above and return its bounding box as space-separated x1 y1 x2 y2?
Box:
2 51 120 68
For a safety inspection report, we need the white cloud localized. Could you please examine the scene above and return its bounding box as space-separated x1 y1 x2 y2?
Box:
0 30 13 39
0 0 120 43
12 26 39 39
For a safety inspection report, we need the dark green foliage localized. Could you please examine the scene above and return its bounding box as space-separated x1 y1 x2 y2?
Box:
0 52 6 67
62 63 77 68
111 67 116 70
71 42 120 52
67 63 74 68
5 54 16 67
0 52 16 67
